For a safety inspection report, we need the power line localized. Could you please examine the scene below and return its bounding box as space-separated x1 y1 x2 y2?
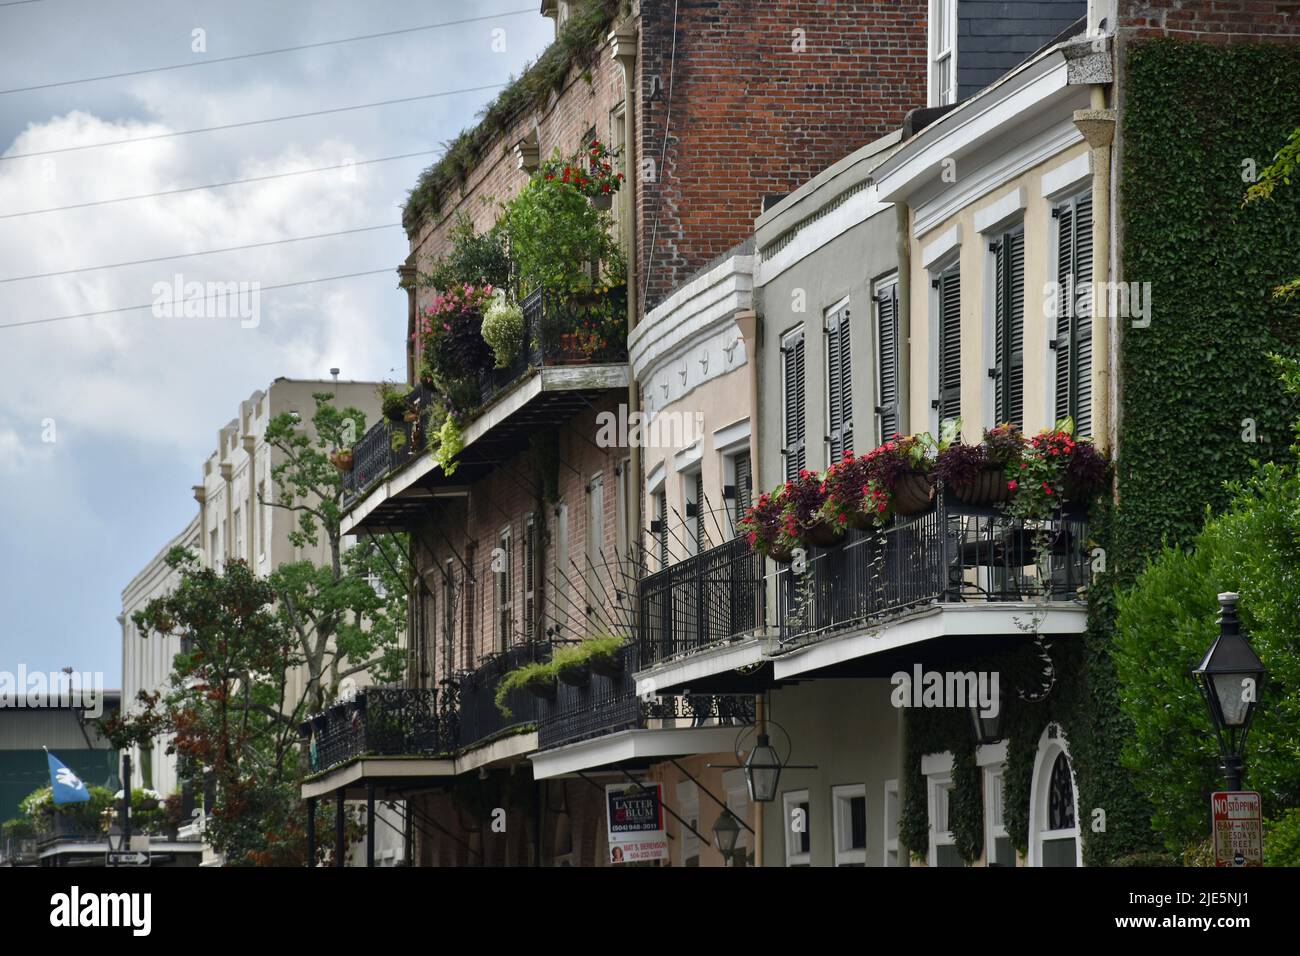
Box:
0 150 439 219
0 83 507 161
0 267 397 330
0 9 535 95
0 223 403 283
0 0 43 7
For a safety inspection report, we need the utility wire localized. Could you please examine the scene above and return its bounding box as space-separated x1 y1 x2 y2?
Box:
0 84 507 161
0 223 402 282
0 266 395 330
0 150 440 219
0 9 535 95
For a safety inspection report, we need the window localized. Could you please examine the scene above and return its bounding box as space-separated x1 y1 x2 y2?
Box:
979 741 1014 867
677 781 700 867
610 103 627 244
825 298 853 465
233 506 243 561
585 473 604 618
523 514 537 642
991 227 1025 428
209 527 218 569
683 470 704 555
883 780 901 867
832 784 867 866
1054 193 1094 435
728 450 752 537
1029 726 1081 867
443 559 455 679
256 479 267 557
496 525 513 652
875 278 901 443
615 457 631 570
782 790 811 866
463 542 477 669
654 490 668 570
781 328 807 480
934 264 961 428
930 0 957 106
925 753 963 866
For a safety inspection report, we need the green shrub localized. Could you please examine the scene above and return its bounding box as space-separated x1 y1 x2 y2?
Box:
481 291 526 368
1265 808 1300 866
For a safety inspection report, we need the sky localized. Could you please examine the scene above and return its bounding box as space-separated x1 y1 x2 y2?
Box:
0 0 552 687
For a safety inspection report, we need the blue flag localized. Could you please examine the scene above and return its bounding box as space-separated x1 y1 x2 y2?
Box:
47 752 90 805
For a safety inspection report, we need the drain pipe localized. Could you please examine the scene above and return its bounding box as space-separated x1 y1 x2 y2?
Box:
612 22 641 577
1073 87 1117 453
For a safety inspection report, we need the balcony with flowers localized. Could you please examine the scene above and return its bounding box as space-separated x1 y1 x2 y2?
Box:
646 421 1107 687
340 142 630 529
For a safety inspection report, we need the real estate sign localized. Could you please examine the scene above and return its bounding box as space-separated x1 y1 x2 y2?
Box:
606 782 669 864
1211 791 1262 867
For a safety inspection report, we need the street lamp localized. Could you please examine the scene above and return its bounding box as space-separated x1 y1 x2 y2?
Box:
712 809 741 860
743 732 783 803
969 680 1006 746
1193 592 1267 790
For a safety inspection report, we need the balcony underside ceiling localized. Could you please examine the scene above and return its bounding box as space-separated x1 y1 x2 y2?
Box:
301 756 457 801
530 725 745 780
344 365 628 535
770 603 1088 681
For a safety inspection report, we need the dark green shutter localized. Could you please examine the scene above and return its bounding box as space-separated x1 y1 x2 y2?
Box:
694 470 706 552
826 304 853 464
783 330 807 479
656 492 668 568
1054 194 1093 435
733 452 752 535
938 267 961 425
876 281 900 441
993 228 1025 427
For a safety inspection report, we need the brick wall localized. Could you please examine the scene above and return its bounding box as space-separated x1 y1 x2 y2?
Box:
1120 0 1300 41
635 0 928 309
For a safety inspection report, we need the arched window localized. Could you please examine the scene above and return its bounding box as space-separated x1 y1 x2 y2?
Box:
1027 725 1082 867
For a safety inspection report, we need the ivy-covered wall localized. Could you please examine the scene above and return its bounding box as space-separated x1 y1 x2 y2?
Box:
902 39 1300 867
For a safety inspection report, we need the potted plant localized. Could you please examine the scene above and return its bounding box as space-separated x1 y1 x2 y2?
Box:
549 139 624 209
739 488 797 563
552 644 592 688
378 382 411 424
481 289 526 368
390 429 408 454
820 451 891 530
583 635 627 679
1003 418 1110 521
495 660 556 716
935 441 1003 505
329 448 354 471
782 470 844 548
865 434 934 516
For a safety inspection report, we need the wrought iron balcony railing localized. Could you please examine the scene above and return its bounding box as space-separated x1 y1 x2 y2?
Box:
452 641 552 752
0 835 38 865
537 642 755 751
304 687 447 774
777 491 1090 646
638 535 766 668
340 383 435 506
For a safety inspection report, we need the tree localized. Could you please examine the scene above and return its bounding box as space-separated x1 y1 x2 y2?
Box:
1114 360 1300 854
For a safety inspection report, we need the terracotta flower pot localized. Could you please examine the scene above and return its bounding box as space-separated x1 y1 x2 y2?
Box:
892 472 935 516
952 466 1014 506
330 450 354 472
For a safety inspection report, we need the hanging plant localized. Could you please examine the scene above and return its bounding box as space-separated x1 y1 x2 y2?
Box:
739 487 797 562
820 451 891 530
481 289 526 368
429 413 466 476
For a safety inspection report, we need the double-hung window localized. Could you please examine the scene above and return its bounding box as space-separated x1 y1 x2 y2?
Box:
930 0 957 106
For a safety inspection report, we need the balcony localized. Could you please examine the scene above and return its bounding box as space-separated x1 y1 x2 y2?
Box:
304 687 448 775
341 286 630 533
777 491 1090 647
638 535 766 668
0 835 37 866
536 642 755 751
451 642 551 752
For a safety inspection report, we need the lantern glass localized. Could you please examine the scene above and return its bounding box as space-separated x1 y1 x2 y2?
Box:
1210 672 1254 728
712 810 741 856
744 736 782 803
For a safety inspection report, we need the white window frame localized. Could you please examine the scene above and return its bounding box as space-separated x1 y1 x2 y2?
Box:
831 783 868 867
929 0 957 107
978 741 1013 867
883 779 901 867
923 751 958 867
1028 725 1084 867
782 789 811 867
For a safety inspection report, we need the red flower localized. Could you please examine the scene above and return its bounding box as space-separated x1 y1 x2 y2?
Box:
1007 480 1017 491
1042 483 1053 495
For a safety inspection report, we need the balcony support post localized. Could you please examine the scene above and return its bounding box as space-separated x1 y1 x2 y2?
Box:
306 797 316 867
334 790 345 868
366 781 376 868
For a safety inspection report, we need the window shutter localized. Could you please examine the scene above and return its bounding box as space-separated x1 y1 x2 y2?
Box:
994 230 1025 427
783 330 807 479
733 452 752 534
1054 195 1093 435
938 268 962 424
1073 194 1094 437
694 470 706 552
876 282 900 442
656 492 668 568
826 305 852 464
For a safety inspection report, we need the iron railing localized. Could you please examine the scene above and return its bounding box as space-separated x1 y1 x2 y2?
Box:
537 642 755 750
454 642 551 751
304 687 447 774
0 835 37 865
340 383 435 506
777 491 1090 646
638 535 766 667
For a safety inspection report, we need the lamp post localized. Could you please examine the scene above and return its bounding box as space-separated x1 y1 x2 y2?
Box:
1192 593 1267 791
712 809 741 864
